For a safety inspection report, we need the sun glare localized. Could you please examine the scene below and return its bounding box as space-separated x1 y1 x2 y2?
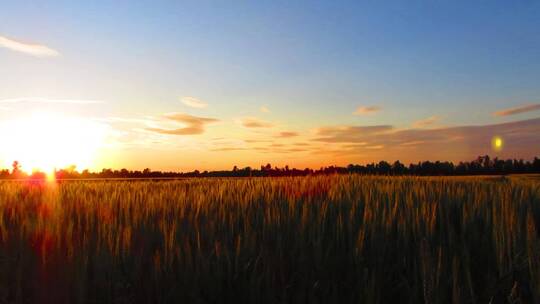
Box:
0 111 107 174
491 136 503 152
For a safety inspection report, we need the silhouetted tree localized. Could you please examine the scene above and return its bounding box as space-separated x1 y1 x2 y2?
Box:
11 161 23 179
11 161 20 174
392 160 406 175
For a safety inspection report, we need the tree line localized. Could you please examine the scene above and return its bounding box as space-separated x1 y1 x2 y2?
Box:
1 155 539 180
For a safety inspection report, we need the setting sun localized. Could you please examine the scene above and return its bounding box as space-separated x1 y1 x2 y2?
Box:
0 111 107 174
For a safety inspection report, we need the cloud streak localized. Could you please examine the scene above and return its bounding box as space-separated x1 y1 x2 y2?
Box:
493 103 540 116
180 96 208 109
211 147 249 152
314 125 393 142
241 117 273 128
0 35 59 57
353 106 381 115
274 131 299 138
146 112 219 135
412 116 440 128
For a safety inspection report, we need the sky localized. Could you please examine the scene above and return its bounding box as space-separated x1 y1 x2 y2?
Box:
1 1 540 172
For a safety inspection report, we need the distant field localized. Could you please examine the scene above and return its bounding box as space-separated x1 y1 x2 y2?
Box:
1 175 539 303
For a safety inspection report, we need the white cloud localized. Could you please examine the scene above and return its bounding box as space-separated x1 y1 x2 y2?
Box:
260 105 270 113
0 35 60 57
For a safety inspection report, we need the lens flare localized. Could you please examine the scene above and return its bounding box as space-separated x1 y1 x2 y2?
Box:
491 136 503 152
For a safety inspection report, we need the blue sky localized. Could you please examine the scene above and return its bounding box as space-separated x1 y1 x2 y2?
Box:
1 1 539 170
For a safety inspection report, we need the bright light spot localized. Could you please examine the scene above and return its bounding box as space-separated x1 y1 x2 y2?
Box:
0 111 108 174
491 136 503 152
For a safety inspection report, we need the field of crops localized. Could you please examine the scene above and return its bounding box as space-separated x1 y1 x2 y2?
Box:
0 175 539 303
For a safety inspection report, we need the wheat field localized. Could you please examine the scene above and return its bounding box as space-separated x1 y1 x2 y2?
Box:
0 175 539 303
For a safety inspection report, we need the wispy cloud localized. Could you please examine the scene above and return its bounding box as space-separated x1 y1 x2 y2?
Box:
244 139 273 143
207 138 249 152
311 118 540 161
252 144 311 154
0 35 60 57
164 112 218 124
399 140 426 146
241 117 274 128
260 105 270 113
210 147 249 152
146 126 205 135
0 97 103 104
274 131 299 138
412 115 440 128
180 96 208 109
146 112 219 135
493 103 540 116
314 125 393 142
353 105 381 116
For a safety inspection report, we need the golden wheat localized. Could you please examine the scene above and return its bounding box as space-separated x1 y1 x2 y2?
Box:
0 175 539 303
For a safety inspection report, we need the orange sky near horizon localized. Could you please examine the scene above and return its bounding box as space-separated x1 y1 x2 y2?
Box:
1 107 538 173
